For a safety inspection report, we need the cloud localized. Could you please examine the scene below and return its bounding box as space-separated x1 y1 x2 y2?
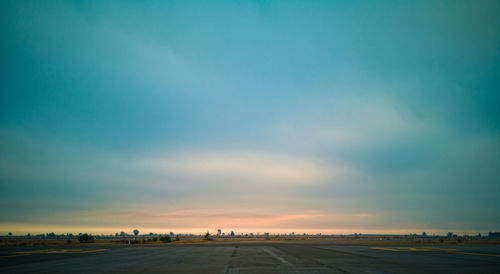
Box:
138 150 335 185
273 91 436 153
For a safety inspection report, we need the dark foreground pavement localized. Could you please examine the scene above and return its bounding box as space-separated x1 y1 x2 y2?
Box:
1 242 500 273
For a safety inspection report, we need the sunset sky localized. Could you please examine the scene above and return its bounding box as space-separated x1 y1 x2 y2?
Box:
1 0 499 235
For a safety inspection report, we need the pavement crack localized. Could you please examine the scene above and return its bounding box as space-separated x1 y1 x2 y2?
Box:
231 246 238 258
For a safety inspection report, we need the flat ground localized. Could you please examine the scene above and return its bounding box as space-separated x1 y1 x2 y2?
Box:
1 241 500 273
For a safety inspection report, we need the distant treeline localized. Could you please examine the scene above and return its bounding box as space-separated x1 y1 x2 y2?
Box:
489 232 500 238
2 231 500 239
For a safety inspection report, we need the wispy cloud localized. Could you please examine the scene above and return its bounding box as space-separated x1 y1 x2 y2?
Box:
138 150 335 185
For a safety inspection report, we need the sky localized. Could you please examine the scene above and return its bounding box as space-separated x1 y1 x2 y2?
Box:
1 0 499 236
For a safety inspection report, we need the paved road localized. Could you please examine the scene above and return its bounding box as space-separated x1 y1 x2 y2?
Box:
1 242 500 273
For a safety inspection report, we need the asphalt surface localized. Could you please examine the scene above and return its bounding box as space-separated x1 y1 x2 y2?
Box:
1 242 500 273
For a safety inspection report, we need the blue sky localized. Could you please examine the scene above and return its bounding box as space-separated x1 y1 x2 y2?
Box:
1 0 499 235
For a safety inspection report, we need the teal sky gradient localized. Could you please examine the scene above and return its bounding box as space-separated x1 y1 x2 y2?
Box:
1 0 499 235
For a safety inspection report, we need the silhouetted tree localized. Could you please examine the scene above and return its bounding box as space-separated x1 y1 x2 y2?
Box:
159 235 171 243
204 232 212 240
230 231 235 237
8 232 12 236
78 233 95 243
133 229 139 236
120 232 125 237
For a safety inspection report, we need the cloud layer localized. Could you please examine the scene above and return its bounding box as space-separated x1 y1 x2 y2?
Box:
1 0 499 235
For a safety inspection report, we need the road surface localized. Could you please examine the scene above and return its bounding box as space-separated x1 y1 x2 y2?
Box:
1 241 500 273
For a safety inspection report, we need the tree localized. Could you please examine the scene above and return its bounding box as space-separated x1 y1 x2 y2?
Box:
204 232 212 240
133 229 139 236
159 235 171 243
8 232 12 236
78 233 95 243
230 231 235 237
120 231 125 237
